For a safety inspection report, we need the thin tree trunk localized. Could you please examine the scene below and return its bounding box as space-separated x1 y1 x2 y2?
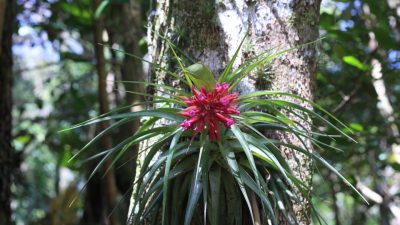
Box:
86 1 120 225
371 56 400 225
129 0 321 224
116 0 145 203
105 0 145 218
329 171 342 225
350 205 368 225
0 0 16 224
368 23 400 225
0 0 7 55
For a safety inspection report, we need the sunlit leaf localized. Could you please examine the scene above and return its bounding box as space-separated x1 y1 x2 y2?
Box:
342 56 368 71
186 63 215 91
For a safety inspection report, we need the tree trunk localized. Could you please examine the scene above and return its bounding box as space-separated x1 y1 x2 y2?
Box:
115 0 145 207
80 1 121 225
0 0 7 55
104 0 145 218
130 0 321 224
368 33 400 225
0 0 16 224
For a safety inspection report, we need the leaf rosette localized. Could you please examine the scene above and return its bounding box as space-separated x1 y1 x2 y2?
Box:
67 36 367 225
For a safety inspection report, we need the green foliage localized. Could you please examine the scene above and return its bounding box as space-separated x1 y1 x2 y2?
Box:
316 0 400 224
12 58 95 224
13 1 400 224
342 56 368 71
71 38 365 225
186 63 215 91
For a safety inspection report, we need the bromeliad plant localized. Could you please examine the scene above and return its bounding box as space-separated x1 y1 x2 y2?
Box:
69 37 367 225
179 82 239 141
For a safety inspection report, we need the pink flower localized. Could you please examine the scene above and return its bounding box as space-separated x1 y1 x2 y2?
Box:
179 82 240 141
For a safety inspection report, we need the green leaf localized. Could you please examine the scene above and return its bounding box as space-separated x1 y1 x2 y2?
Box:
281 142 369 204
186 63 215 91
132 131 182 221
241 94 356 143
240 90 356 140
231 125 261 186
135 144 200 223
228 37 325 91
123 90 185 106
162 129 183 225
265 99 356 142
349 123 364 132
219 31 248 83
184 136 206 225
239 169 278 225
172 173 192 225
270 181 295 225
237 120 290 169
241 110 294 126
218 141 254 224
68 108 183 131
116 80 190 96
166 39 193 87
148 28 196 64
342 56 368 71
228 48 289 91
103 128 176 176
101 43 188 85
139 177 163 220
94 0 109 18
201 140 211 225
69 117 136 162
142 191 163 219
223 173 242 225
209 166 221 225
61 100 164 132
246 139 293 187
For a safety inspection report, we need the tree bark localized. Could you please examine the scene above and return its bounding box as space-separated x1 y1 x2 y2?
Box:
104 0 145 219
115 0 145 206
0 0 7 55
130 0 321 224
81 1 121 225
0 0 16 224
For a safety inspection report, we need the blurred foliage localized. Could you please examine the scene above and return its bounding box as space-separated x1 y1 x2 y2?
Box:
11 0 151 224
9 0 400 224
314 0 400 224
12 0 103 224
12 57 96 224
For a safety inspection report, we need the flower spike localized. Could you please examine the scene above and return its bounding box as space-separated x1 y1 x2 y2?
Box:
180 82 240 141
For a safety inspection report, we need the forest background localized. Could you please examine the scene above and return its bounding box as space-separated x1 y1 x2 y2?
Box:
0 0 400 225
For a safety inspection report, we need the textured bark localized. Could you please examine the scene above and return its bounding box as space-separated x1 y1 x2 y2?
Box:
129 0 320 224
250 2 320 224
0 1 15 225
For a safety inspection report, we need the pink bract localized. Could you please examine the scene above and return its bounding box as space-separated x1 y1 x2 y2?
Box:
179 82 240 141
